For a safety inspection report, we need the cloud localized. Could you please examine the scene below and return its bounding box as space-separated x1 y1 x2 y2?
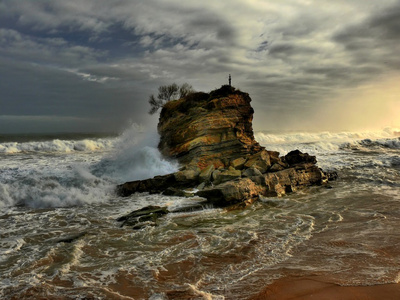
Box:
0 0 399 133
0 28 106 68
65 69 117 83
333 2 400 70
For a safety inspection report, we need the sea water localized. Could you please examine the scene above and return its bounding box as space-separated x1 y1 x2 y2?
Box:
0 124 399 299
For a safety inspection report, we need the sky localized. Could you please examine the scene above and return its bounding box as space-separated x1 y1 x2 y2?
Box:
1 0 399 134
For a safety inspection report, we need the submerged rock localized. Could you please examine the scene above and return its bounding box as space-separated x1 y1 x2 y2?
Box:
116 85 334 207
117 205 169 229
56 232 87 244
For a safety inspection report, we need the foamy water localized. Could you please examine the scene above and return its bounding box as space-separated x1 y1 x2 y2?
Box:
0 126 400 299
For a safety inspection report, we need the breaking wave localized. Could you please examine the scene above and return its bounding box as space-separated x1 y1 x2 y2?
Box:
93 124 179 183
255 128 400 154
0 123 179 209
0 138 114 154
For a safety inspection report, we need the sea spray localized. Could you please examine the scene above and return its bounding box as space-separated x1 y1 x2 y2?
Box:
93 123 179 183
0 123 179 209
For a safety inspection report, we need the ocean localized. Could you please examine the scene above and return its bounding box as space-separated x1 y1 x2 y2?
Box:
1 124 399 299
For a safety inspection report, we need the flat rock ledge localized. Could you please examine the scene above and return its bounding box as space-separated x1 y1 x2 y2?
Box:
116 149 337 208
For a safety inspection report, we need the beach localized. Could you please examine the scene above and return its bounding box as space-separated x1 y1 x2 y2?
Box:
250 276 400 300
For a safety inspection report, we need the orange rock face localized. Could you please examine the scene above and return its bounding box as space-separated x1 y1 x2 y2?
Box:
157 86 263 169
116 86 336 207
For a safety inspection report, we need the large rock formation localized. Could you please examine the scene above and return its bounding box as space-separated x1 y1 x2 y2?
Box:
157 85 263 169
117 85 335 207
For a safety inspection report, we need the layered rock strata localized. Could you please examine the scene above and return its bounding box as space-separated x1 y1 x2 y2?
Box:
117 85 335 207
157 85 263 169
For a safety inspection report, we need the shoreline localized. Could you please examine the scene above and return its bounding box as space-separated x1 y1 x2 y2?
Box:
249 276 400 300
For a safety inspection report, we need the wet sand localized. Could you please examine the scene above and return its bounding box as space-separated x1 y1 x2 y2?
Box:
249 276 400 300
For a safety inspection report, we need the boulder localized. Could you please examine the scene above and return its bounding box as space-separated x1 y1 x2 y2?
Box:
230 157 247 170
199 164 215 183
284 150 317 166
244 149 271 173
196 178 261 206
263 163 325 197
269 163 285 172
116 173 177 196
267 151 281 164
213 167 242 185
162 187 187 197
174 168 200 184
242 167 263 178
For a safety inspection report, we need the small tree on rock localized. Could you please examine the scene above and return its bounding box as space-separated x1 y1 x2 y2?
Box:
148 83 194 115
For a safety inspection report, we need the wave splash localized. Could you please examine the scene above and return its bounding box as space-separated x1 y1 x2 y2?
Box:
93 123 179 183
0 123 179 209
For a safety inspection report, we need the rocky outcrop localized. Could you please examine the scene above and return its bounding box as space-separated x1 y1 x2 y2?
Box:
157 85 263 169
116 149 332 206
116 85 335 207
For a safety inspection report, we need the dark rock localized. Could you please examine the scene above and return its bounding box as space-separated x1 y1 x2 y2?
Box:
117 206 169 229
171 202 210 213
269 163 285 172
199 164 215 183
230 157 247 170
242 167 263 178
116 173 177 196
162 187 187 197
213 167 242 185
263 163 326 197
244 149 272 173
174 168 200 184
196 178 261 206
326 170 338 181
56 232 87 244
267 151 281 164
284 150 317 166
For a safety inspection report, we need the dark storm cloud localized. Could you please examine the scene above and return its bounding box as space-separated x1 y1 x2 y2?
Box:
333 2 400 68
335 2 400 44
1 0 399 133
268 43 317 58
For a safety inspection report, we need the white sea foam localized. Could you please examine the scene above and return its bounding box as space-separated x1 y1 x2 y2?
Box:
254 128 400 170
255 128 399 152
0 123 179 209
0 238 25 262
352 137 400 150
59 239 86 275
94 124 179 183
0 138 114 154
